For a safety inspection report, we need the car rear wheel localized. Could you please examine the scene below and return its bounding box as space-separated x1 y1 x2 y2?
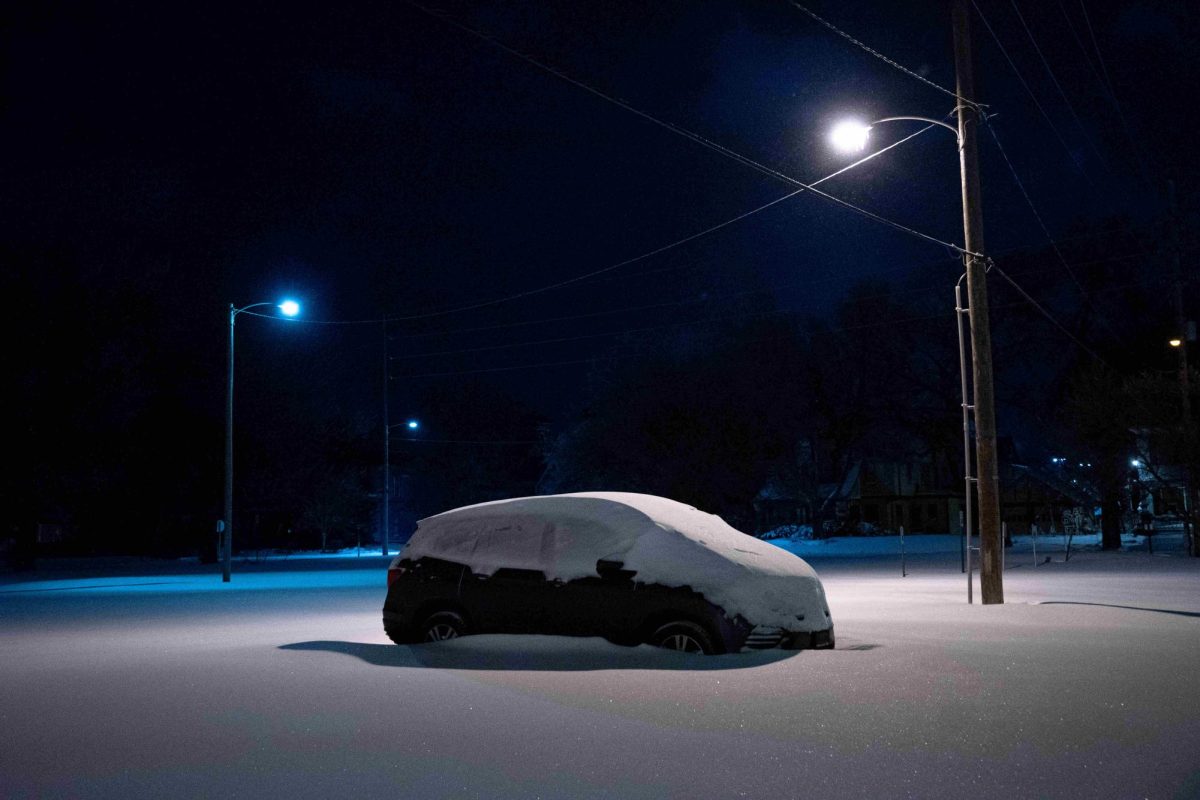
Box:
649 621 715 655
419 611 469 643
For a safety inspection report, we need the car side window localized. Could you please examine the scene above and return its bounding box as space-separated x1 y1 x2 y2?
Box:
415 557 466 581
596 559 637 581
490 567 546 582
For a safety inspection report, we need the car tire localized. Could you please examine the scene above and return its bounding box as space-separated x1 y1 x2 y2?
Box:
648 620 715 655
384 621 415 645
419 611 469 643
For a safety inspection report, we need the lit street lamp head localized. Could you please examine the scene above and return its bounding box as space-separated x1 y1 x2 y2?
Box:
830 120 871 153
1169 338 1182 348
406 419 420 430
278 300 301 317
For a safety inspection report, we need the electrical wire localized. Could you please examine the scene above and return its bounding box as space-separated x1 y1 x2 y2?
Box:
242 123 941 328
401 0 978 255
970 0 1092 182
982 116 1131 352
396 226 1155 343
984 258 1104 362
393 275 1155 381
1079 1 1122 118
787 2 983 112
1072 0 1157 192
391 259 1120 362
1007 0 1110 172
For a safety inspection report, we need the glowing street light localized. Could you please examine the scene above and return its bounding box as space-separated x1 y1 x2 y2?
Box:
406 419 420 430
222 298 301 582
1169 338 1183 348
830 120 872 153
830 116 960 154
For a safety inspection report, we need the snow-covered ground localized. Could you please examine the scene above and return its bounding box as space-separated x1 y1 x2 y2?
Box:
2 548 1198 799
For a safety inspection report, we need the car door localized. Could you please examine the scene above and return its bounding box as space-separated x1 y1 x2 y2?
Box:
461 567 555 634
550 560 640 638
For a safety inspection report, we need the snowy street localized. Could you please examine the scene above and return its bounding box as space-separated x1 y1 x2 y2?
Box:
3 549 1198 799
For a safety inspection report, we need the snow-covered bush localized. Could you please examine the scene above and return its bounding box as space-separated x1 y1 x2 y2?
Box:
758 524 815 541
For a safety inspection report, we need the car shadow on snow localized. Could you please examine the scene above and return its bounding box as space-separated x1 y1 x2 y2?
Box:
279 636 804 671
1036 601 1200 619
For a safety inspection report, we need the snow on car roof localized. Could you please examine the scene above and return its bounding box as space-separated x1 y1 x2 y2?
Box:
405 492 829 630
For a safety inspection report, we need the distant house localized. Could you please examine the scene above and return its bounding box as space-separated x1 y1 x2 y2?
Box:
1129 427 1191 520
847 459 964 535
755 457 965 535
999 463 1097 535
754 453 1090 537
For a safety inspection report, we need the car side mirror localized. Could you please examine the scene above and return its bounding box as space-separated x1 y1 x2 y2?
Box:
596 559 636 581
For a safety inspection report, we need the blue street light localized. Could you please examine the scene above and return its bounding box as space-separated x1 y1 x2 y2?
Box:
223 298 301 582
383 418 421 556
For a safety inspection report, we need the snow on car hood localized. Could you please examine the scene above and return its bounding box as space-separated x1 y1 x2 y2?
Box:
402 492 831 631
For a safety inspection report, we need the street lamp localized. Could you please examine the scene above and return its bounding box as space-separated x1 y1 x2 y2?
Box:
223 299 300 582
830 117 961 154
382 418 419 558
830 39 1002 604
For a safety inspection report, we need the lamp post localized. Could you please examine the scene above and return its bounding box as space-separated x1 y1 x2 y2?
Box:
828 2 1002 604
223 299 300 582
383 418 419 557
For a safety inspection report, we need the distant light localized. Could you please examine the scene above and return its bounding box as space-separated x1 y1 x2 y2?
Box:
831 120 871 153
1169 338 1183 348
1131 459 1141 467
278 300 300 317
406 419 419 430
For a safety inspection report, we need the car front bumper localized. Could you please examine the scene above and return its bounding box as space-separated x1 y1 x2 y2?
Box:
742 625 835 651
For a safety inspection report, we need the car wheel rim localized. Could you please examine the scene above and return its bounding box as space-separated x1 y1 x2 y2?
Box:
664 633 703 653
426 624 459 642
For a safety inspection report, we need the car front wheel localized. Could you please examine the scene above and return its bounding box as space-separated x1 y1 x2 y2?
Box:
419 611 469 643
649 621 715 655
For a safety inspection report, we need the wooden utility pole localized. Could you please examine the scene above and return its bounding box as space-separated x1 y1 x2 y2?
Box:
953 0 1003 603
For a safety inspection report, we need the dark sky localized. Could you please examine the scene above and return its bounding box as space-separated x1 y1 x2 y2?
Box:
6 0 1194 444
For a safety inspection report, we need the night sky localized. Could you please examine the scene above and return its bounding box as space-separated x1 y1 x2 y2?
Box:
5 1 1195 536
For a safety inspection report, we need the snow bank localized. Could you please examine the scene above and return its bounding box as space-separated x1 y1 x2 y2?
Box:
403 492 831 631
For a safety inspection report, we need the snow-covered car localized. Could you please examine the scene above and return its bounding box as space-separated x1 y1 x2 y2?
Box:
382 492 834 654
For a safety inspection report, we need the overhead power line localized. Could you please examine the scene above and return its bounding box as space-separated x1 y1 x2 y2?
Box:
395 273 1158 381
402 1 978 252
970 0 1092 182
787 2 983 112
982 117 1132 353
1006 0 1110 173
245 123 939 328
985 258 1104 362
392 231 1144 343
1071 0 1157 193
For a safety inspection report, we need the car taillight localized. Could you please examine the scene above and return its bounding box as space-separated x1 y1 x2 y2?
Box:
387 566 408 588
